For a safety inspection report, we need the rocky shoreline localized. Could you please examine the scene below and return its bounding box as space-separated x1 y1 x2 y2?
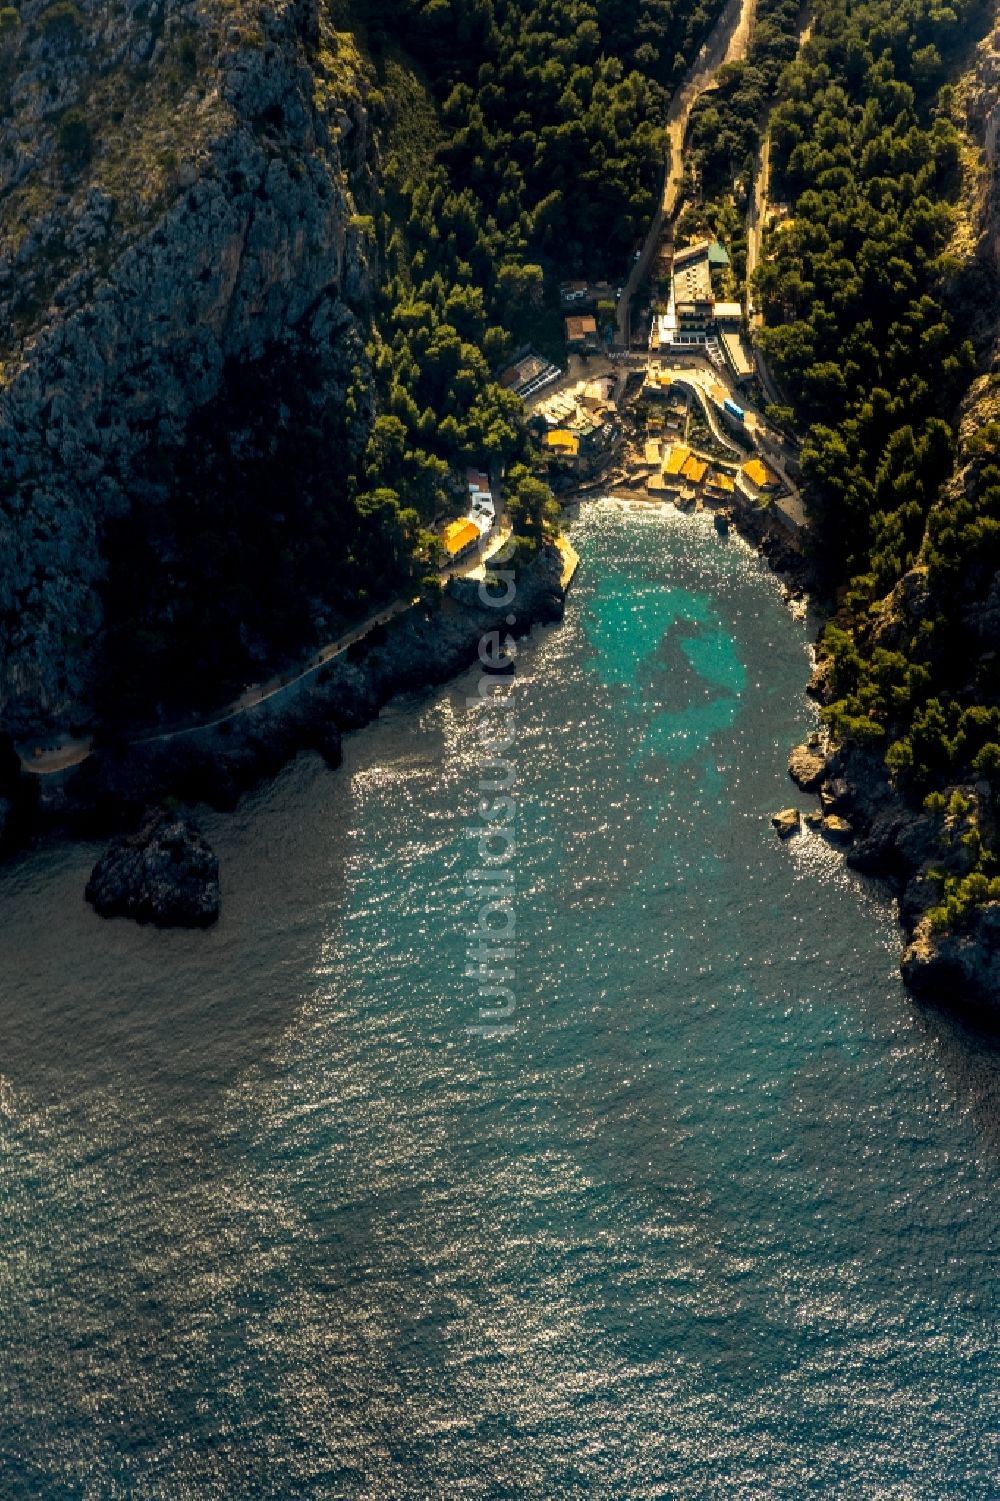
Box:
785 712 1000 1024
5 495 999 1013
0 545 567 920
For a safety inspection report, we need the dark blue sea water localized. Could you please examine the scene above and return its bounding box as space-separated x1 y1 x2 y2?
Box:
1 501 997 1498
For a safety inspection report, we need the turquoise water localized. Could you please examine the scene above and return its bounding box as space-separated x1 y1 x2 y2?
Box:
0 501 997 1498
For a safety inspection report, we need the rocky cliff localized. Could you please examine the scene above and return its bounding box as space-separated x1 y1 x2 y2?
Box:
0 0 375 735
785 19 1000 1022
799 384 1000 1022
788 727 1000 1020
953 6 1000 274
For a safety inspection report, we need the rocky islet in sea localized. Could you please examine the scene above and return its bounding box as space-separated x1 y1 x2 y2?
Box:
85 807 221 928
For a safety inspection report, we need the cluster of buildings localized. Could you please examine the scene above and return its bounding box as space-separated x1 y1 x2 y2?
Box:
635 436 779 509
635 438 734 505
559 280 620 353
440 469 497 562
559 279 618 307
528 377 623 479
653 238 755 388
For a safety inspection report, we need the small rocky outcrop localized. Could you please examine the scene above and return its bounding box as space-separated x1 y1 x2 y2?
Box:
788 738 827 792
820 777 852 814
819 814 852 844
772 807 801 839
86 808 220 928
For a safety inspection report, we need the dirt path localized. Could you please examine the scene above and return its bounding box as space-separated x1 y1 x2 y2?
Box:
745 7 814 411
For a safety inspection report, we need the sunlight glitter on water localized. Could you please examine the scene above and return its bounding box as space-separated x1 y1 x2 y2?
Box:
0 502 996 1497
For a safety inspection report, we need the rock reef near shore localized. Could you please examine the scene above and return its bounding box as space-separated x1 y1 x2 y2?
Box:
86 808 220 928
787 730 1000 1022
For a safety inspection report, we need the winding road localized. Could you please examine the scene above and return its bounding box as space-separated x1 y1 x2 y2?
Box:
615 0 758 348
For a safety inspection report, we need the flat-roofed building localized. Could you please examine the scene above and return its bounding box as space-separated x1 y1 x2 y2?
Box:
721 329 754 384
543 429 581 457
499 348 562 399
664 443 692 477
672 239 714 306
533 379 622 475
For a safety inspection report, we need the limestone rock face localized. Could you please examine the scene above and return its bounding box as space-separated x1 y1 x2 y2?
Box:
901 907 1000 1021
787 740 826 792
772 807 801 839
86 808 220 927
0 0 375 735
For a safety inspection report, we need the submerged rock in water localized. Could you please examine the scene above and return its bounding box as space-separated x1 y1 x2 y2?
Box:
772 807 801 839
86 809 220 928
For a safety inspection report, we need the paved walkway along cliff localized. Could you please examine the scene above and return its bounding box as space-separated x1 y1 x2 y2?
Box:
8 540 571 848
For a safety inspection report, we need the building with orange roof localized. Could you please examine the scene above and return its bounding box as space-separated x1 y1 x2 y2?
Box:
663 443 692 477
544 428 581 457
681 454 708 485
441 518 482 559
565 314 599 351
743 457 779 490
